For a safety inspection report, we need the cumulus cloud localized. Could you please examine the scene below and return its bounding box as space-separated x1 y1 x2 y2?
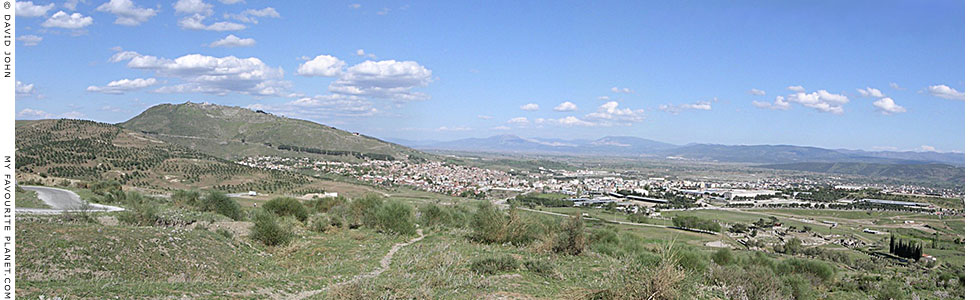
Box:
659 100 712 114
297 55 346 77
96 0 157 26
356 49 377 59
787 85 805 92
86 78 157 94
611 87 633 94
16 1 55 17
889 82 904 90
327 60 433 101
174 0 212 15
17 35 43 46
224 7 279 24
758 90 849 114
553 101 577 112
507 117 530 125
856 87 885 98
42 11 93 29
248 94 380 120
872 97 906 115
748 88 766 96
179 13 246 31
537 116 596 127
584 101 644 124
520 103 539 111
63 0 83 11
752 96 791 110
918 145 937 152
926 84 965 101
16 109 85 119
110 50 288 96
16 81 36 98
209 34 255 47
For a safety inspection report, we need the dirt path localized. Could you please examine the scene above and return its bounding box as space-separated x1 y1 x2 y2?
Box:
279 228 426 300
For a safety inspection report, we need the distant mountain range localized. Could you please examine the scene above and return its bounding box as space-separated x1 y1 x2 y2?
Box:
391 135 964 166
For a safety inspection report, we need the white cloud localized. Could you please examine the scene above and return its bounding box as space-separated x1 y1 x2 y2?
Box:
748 88 766 96
349 3 361 9
520 103 539 111
537 116 596 127
356 49 377 59
436 126 471 132
327 60 433 101
659 101 712 114
918 145 937 152
224 7 279 24
17 35 43 46
64 0 84 10
209 34 255 47
179 13 246 31
17 108 54 119
752 96 791 110
297 55 346 77
173 0 212 15
491 126 511 130
787 85 805 92
584 101 644 124
611 87 633 94
248 94 380 119
16 109 85 119
761 90 848 114
96 0 157 26
111 50 288 96
507 117 529 124
856 87 885 98
597 96 610 101
889 82 904 90
926 84 965 101
872 97 906 115
16 81 36 97
16 1 55 17
477 115 492 120
553 101 577 112
41 11 93 29
86 77 157 94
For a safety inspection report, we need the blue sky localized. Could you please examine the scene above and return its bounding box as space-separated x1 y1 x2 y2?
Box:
15 0 965 152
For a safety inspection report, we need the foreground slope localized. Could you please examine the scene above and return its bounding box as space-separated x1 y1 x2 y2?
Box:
119 102 432 162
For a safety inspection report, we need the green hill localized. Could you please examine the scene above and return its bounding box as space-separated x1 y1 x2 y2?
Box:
15 119 376 195
119 102 432 162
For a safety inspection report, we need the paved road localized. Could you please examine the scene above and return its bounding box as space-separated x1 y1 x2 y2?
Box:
19 186 125 214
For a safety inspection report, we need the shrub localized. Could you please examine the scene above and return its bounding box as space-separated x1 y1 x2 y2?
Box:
263 197 310 222
776 258 835 284
469 256 520 275
523 259 556 276
711 248 734 266
308 213 333 233
351 194 384 228
783 274 816 300
676 248 707 272
250 210 293 246
91 180 122 196
627 213 649 224
553 214 586 255
171 190 200 208
375 201 416 235
200 190 243 221
470 201 509 243
216 228 234 239
310 196 346 213
420 203 470 228
118 192 160 226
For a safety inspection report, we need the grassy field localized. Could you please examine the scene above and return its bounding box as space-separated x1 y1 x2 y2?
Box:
14 187 49 209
